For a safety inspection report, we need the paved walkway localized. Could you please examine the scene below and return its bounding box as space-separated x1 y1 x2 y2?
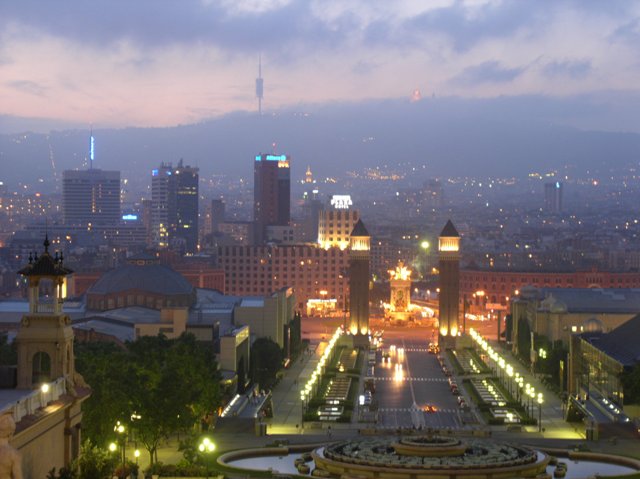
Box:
269 341 324 434
488 340 584 439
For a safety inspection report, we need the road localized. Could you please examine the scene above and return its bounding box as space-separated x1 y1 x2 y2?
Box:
373 333 462 430
301 317 468 430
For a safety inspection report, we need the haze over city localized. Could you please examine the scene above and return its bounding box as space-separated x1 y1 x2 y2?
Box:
2 2 640 478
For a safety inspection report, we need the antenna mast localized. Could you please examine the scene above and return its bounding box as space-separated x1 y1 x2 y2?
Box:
256 55 264 115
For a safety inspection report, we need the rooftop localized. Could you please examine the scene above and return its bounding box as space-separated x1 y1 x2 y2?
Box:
519 287 640 314
88 263 193 296
582 313 640 366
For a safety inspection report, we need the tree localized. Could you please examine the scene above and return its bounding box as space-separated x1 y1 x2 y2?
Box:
288 311 302 361
75 334 221 465
516 317 531 364
126 334 220 464
504 314 513 343
73 440 118 479
74 342 132 445
250 338 283 390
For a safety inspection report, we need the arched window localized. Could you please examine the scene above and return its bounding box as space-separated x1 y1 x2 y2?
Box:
32 351 51 385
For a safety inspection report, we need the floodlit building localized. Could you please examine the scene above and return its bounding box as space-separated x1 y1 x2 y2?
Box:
438 220 460 347
317 198 359 250
348 220 371 339
1 237 90 477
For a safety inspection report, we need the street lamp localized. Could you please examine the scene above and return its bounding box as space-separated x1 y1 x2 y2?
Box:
300 391 306 432
198 437 216 479
528 387 535 419
517 377 524 405
420 241 430 279
114 421 126 466
537 393 544 433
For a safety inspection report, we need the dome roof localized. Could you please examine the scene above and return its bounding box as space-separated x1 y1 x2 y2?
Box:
582 317 604 333
88 264 193 296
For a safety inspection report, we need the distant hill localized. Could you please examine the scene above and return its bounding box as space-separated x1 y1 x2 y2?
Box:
2 94 640 190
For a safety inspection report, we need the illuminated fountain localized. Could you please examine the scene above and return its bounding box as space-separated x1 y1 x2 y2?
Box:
313 436 549 479
221 434 640 479
386 261 413 323
383 262 433 323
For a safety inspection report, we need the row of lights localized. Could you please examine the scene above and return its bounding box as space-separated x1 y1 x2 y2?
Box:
469 328 543 410
300 327 342 404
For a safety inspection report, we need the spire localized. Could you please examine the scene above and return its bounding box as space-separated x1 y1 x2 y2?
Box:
440 220 459 237
350 219 370 237
43 234 50 253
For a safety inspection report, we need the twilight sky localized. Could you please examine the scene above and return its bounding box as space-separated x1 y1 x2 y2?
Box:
1 0 640 129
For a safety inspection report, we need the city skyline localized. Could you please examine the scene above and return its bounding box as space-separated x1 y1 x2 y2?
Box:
1 1 640 131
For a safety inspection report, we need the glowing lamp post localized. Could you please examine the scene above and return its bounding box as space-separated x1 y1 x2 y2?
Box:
113 421 127 467
528 387 535 418
537 393 544 433
199 437 216 479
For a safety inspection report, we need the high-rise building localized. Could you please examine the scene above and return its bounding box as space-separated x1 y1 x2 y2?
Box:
544 181 563 213
62 169 121 226
253 153 290 244
348 219 370 339
174 160 199 252
438 220 460 348
150 160 199 252
318 196 359 250
209 199 226 234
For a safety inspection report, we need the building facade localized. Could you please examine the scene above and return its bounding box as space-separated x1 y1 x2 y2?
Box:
511 287 640 354
217 244 349 312
150 160 199 252
253 154 290 244
544 181 563 213
62 169 121 226
4 237 90 477
461 269 640 307
318 206 360 250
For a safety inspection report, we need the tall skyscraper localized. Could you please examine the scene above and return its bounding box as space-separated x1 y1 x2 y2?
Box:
348 219 370 340
150 160 199 253
63 169 121 226
208 199 226 234
438 220 460 348
544 181 563 213
253 153 290 244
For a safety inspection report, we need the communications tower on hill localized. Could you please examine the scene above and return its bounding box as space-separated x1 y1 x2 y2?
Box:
256 55 264 114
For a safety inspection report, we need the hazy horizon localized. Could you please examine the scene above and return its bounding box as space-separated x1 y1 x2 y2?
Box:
2 1 640 131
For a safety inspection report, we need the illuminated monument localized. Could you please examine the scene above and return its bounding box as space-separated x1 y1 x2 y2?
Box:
388 262 412 323
438 220 460 348
348 220 370 341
